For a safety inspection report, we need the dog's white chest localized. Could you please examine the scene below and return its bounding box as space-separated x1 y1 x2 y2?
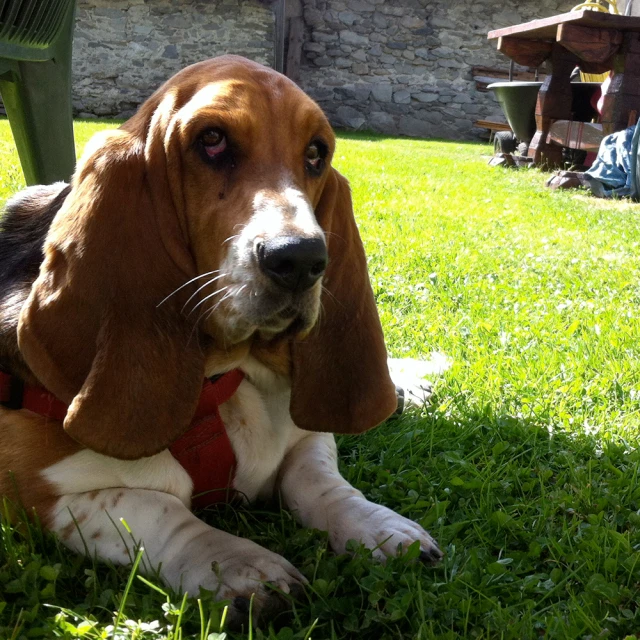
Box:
222 374 295 503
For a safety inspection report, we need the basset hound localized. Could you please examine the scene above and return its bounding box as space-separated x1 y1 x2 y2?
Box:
0 56 441 627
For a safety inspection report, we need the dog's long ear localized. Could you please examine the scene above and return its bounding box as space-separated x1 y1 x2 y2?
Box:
290 169 397 434
17 129 205 460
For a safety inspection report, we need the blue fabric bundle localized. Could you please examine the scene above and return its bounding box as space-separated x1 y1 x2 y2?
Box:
584 124 640 199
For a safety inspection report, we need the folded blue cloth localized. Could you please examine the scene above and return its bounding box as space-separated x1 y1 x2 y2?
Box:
584 125 638 199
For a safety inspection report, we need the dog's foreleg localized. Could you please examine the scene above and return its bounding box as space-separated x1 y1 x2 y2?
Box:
39 447 305 624
278 432 442 562
50 488 304 598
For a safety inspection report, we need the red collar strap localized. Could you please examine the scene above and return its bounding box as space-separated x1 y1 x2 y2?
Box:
0 372 69 421
170 369 244 507
0 369 244 508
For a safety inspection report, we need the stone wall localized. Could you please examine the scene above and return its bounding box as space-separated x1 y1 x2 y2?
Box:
72 0 274 118
71 0 580 139
298 0 575 139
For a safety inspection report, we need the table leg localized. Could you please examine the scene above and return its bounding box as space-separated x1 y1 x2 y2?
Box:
528 44 578 167
600 32 640 136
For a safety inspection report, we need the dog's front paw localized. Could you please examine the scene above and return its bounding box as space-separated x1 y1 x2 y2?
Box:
217 545 307 630
328 497 442 564
169 537 306 631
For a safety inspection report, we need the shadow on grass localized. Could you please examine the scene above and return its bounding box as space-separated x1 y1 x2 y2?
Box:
333 400 640 639
1 401 639 639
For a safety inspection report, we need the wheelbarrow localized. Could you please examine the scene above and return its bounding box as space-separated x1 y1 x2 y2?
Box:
488 60 600 157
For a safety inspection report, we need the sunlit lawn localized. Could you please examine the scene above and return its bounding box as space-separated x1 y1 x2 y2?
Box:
1 118 640 639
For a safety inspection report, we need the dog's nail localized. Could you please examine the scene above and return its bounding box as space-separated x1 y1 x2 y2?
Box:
288 581 306 601
225 596 253 633
420 547 443 564
232 596 251 614
257 591 291 627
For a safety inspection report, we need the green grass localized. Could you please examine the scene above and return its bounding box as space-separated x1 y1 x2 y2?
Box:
2 119 640 639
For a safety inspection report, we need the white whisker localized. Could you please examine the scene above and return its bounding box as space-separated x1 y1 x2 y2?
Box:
219 285 246 348
202 285 245 326
195 287 234 328
156 270 221 308
188 286 230 316
211 287 243 314
315 301 325 328
181 273 227 313
321 284 342 308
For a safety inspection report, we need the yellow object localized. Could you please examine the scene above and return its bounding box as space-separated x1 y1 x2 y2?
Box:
572 0 620 13
572 1 620 81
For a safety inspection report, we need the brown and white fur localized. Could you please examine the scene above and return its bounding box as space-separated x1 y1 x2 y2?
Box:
0 56 441 627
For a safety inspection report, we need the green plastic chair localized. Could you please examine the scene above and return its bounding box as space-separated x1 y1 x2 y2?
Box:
0 0 76 185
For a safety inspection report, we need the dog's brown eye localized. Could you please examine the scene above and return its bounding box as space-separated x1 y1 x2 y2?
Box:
306 144 320 163
305 141 326 175
200 129 227 158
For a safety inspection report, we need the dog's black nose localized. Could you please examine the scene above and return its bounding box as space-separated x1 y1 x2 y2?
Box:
257 236 328 292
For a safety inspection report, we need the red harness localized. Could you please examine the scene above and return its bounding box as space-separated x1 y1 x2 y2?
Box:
0 369 244 508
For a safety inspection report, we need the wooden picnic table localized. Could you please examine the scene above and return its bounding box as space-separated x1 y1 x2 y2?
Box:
488 10 640 166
